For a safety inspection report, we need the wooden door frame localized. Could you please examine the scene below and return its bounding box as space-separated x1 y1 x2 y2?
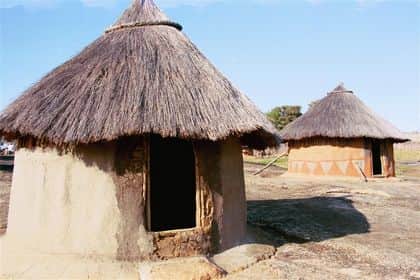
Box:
145 136 201 233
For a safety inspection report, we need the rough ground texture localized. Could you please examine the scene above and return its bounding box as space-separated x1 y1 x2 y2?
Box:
139 256 226 280
236 163 420 280
1 159 420 279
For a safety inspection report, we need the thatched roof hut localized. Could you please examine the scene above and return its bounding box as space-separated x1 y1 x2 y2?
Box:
281 84 408 142
0 0 278 148
281 84 408 178
1 0 279 260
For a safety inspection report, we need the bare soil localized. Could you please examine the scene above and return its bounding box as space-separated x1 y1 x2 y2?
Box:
239 163 420 279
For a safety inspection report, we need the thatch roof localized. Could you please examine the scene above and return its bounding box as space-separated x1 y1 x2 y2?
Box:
0 0 279 149
280 84 409 143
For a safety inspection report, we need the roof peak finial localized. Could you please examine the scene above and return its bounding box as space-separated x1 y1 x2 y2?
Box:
329 82 353 95
138 0 155 5
106 0 182 33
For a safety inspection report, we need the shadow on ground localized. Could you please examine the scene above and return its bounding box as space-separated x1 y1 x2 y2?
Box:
246 196 370 247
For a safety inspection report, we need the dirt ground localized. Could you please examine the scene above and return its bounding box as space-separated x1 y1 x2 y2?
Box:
239 163 420 279
0 159 419 279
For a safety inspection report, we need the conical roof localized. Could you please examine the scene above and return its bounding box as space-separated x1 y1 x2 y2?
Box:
280 84 408 142
0 0 279 148
108 0 183 32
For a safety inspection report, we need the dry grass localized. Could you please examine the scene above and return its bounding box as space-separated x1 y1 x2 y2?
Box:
243 155 288 169
395 149 420 162
395 147 420 178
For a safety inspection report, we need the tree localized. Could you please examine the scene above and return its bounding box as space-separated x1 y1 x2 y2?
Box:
266 106 302 131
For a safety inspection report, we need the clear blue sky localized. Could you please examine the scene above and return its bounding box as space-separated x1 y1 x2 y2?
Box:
1 0 419 131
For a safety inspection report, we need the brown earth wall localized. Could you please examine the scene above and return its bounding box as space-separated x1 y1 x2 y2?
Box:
288 138 371 177
288 138 396 178
5 136 246 260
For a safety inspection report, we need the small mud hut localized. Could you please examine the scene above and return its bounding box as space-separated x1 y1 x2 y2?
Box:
280 84 408 178
0 0 279 260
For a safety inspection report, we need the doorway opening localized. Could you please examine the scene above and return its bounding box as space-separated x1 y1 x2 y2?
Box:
149 135 196 232
372 141 382 176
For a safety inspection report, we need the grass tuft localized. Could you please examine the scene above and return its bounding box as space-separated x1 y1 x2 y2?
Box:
243 155 288 169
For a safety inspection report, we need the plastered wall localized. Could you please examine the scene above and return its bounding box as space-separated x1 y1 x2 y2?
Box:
5 139 155 259
218 138 247 250
288 138 396 178
4 136 247 259
5 143 122 257
381 141 395 177
288 138 371 177
195 138 247 253
365 140 395 177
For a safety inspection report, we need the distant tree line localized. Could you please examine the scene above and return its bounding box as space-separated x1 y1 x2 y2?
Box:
266 99 322 131
266 105 302 131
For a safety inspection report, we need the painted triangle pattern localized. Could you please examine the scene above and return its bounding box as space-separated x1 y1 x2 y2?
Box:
296 161 304 172
289 159 369 177
336 161 349 175
293 161 299 172
291 161 300 172
307 162 317 174
352 160 365 172
313 163 324 176
320 162 333 175
291 161 297 171
301 162 310 174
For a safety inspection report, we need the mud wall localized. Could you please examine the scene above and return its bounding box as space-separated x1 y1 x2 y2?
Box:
288 138 372 177
5 138 155 259
218 138 247 250
195 138 246 253
5 136 247 259
113 137 153 260
5 143 121 257
381 141 395 177
364 140 395 177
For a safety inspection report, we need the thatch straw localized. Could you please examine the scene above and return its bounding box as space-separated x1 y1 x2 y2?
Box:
0 0 279 149
280 84 409 143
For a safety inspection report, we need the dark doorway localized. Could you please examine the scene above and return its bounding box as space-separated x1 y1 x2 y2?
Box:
372 141 382 175
150 135 196 232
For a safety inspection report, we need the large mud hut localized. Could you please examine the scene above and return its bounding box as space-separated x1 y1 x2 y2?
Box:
280 84 408 178
0 0 279 260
